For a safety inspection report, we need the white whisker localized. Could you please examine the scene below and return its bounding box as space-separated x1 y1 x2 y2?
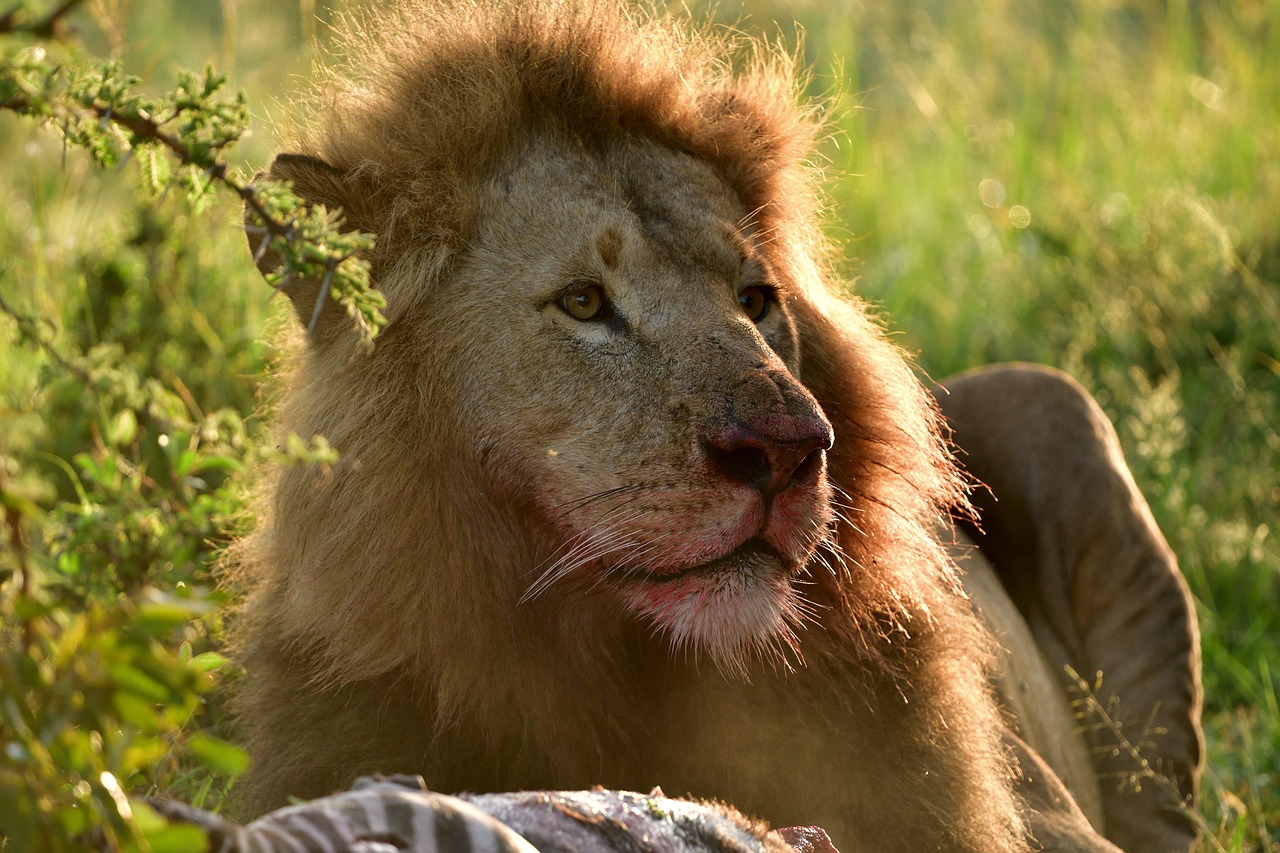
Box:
520 507 650 603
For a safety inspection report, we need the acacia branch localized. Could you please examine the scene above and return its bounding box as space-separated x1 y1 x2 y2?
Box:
0 91 349 289
1 64 290 240
84 100 297 242
1 41 385 345
0 92 296 244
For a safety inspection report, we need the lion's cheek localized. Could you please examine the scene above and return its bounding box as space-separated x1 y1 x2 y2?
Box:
545 488 764 572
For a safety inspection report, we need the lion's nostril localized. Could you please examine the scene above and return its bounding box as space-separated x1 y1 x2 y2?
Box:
705 441 774 491
702 425 827 497
790 447 823 485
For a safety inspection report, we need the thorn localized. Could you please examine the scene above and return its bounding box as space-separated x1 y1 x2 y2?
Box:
99 105 112 131
307 261 336 338
195 165 217 198
115 145 134 173
252 232 272 265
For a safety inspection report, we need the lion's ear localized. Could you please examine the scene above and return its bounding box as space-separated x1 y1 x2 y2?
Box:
244 153 377 342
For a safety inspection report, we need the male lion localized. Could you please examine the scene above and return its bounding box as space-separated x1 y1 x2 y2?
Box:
231 2 1202 851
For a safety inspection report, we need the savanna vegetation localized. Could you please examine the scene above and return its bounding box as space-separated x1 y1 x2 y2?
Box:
1 0 1275 849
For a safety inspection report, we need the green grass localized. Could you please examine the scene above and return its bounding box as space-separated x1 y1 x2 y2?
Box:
2 0 1276 849
763 1 1280 846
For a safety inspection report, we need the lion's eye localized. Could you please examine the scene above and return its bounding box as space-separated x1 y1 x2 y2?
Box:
738 286 772 322
559 284 608 321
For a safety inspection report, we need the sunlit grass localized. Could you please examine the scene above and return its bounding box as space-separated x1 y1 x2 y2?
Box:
732 1 1279 847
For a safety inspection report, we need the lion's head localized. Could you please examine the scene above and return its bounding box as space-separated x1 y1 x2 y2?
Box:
232 2 1008 841
242 0 964 679
450 133 843 667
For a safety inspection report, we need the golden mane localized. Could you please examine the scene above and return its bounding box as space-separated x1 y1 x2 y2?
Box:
238 0 975 678
286 0 822 300
231 2 1020 847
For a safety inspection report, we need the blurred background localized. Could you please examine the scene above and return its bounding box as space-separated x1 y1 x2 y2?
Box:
1 0 1276 848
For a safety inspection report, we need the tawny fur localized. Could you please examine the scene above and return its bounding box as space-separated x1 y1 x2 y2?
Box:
230 2 1029 850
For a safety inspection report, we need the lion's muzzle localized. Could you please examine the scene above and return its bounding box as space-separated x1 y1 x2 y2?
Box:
701 368 834 502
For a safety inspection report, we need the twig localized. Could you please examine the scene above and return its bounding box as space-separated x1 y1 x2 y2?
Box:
0 291 91 384
308 260 336 338
271 271 294 298
251 230 272 265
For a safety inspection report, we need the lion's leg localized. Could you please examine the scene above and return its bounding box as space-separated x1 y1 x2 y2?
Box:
949 533 1104 826
934 363 1203 853
1005 730 1124 853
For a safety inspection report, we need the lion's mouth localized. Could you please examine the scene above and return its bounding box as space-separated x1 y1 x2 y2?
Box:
615 537 807 672
621 538 785 585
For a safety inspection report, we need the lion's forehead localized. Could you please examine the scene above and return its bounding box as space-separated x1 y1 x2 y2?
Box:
485 135 751 286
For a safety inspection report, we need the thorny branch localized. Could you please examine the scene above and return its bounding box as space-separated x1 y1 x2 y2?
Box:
0 7 386 346
0 90 311 264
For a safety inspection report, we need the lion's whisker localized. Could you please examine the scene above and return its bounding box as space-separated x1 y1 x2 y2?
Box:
809 547 839 578
524 500 648 583
613 533 676 574
521 508 652 603
548 483 645 517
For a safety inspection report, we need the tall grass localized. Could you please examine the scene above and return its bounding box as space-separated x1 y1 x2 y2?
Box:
1 0 1275 848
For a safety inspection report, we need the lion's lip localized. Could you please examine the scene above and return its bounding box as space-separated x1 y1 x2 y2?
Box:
622 538 786 585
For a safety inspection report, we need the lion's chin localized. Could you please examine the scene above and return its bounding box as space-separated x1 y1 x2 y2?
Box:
618 541 808 675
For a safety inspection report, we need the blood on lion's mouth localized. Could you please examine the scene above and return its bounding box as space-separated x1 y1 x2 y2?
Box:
627 538 786 585
616 538 807 674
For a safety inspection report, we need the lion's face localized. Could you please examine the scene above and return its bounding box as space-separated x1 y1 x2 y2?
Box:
427 136 834 666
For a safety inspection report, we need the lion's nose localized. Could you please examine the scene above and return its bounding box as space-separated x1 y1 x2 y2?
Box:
702 417 833 498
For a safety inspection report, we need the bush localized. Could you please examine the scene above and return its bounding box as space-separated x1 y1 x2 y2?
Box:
0 2 377 847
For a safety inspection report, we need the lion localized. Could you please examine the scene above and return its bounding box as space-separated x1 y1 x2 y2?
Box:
230 2 1202 851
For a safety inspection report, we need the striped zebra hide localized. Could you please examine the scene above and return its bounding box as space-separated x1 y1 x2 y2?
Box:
144 776 841 853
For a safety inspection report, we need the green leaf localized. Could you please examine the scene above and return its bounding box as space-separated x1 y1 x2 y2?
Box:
142 822 212 853
113 691 161 730
190 454 242 474
175 448 199 478
132 800 211 853
186 652 229 673
107 409 138 446
108 662 171 702
137 590 216 624
185 734 248 777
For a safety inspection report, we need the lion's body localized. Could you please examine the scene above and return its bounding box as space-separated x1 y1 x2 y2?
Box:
231 3 1201 851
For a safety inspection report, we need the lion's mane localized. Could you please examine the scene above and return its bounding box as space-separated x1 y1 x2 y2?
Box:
230 2 1024 849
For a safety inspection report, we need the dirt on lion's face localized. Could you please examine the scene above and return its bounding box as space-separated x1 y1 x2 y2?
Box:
439 136 834 670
